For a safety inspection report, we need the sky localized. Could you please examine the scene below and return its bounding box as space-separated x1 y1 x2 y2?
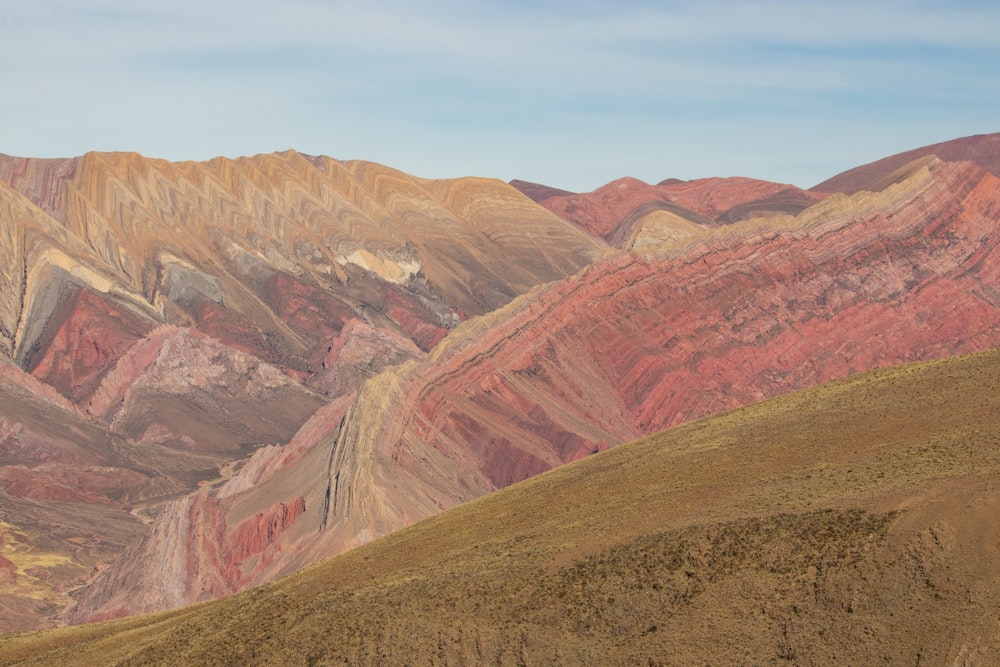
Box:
1 0 998 191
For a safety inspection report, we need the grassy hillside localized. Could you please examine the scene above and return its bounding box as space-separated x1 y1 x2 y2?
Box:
3 348 1000 665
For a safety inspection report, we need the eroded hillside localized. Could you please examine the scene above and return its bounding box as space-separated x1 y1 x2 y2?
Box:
0 150 606 629
68 154 1000 623
2 136 999 632
3 347 998 665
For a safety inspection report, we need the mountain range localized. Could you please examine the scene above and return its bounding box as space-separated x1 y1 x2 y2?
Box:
0 133 998 646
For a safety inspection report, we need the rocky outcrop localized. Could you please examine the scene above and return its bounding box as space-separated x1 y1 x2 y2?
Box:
0 320 329 628
5 138 1000 631
227 497 307 566
69 394 356 622
2 150 605 390
308 318 425 397
26 288 154 403
308 157 1000 570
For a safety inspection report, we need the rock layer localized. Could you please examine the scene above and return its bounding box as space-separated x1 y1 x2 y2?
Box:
0 150 605 629
4 141 1000 631
1 150 605 389
812 131 1000 193
513 175 825 249
70 156 1000 622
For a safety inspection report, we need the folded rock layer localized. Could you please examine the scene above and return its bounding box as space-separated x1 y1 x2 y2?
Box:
69 156 1000 622
0 150 605 629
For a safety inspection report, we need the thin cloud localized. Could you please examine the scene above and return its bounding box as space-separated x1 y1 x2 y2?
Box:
1 0 997 189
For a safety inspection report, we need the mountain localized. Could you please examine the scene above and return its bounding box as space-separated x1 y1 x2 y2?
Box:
64 154 1000 624
0 150 605 629
812 131 1000 194
3 346 998 665
1 136 999 633
512 175 824 248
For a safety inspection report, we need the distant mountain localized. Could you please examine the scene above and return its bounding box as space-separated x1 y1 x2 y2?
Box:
4 346 999 664
512 175 824 249
811 131 1000 193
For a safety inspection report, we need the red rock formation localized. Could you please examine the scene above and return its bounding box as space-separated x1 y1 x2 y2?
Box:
70 157 1000 624
515 175 824 248
86 326 325 458
7 139 1000 631
655 176 826 223
521 176 700 241
69 395 354 622
263 272 357 343
228 497 307 564
300 159 1000 550
812 131 1000 193
0 154 78 217
323 156 1000 543
26 288 153 403
0 149 605 629
308 318 424 398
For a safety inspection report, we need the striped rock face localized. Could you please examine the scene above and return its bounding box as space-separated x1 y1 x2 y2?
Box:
66 154 1000 625
2 136 999 630
0 150 604 629
514 174 825 247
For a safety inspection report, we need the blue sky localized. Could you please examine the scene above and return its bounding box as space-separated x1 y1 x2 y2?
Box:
1 0 998 190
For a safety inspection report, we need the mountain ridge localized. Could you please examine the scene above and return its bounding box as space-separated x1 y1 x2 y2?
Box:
0 149 606 629
811 131 1000 193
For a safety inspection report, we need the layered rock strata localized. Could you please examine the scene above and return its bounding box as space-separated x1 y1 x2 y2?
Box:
71 157 1000 621
813 131 1000 194
513 175 824 249
0 150 605 629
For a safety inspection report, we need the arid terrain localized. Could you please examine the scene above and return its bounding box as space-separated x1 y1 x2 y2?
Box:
1 347 998 665
0 133 998 659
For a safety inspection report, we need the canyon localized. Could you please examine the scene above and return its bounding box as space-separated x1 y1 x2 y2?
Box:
0 133 998 630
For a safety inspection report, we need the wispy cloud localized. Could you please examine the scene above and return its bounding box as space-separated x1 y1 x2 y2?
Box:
1 0 998 188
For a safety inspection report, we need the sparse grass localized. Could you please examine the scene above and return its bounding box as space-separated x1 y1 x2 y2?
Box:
0 520 80 606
